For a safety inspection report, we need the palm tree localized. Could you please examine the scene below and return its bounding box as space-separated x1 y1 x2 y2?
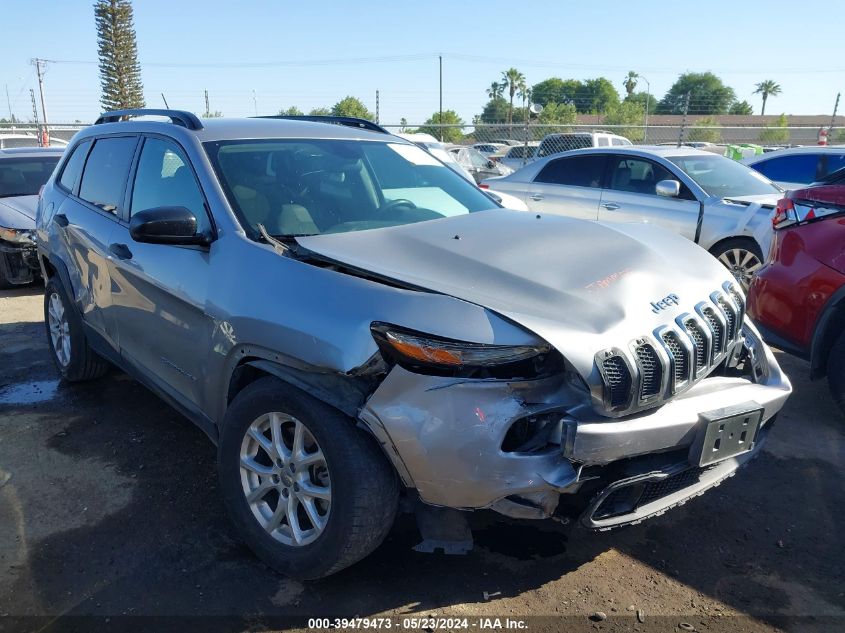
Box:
623 71 639 98
754 80 782 116
501 68 526 126
517 85 531 123
486 81 503 101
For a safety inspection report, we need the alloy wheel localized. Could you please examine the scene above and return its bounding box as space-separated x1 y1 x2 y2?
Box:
47 292 71 367
239 412 331 547
717 248 762 291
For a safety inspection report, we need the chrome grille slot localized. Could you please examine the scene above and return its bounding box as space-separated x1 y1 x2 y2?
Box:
702 307 724 356
635 343 662 399
685 319 707 372
661 331 688 387
602 355 632 409
717 295 737 340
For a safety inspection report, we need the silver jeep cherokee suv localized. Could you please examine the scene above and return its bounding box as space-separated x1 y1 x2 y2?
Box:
36 110 792 579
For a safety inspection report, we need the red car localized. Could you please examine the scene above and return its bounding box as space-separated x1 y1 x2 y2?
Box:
748 168 845 414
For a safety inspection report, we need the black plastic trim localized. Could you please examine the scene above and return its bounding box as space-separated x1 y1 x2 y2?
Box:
95 109 204 130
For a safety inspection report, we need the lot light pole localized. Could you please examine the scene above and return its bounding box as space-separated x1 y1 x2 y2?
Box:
640 74 651 143
439 55 443 142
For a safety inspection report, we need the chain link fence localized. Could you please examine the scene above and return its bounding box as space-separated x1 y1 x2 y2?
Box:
0 121 832 155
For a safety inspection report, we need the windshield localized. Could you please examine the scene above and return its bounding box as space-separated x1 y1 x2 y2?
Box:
205 139 496 238
667 154 781 198
0 156 61 197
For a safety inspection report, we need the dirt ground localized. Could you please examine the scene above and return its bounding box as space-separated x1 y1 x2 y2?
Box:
0 284 843 633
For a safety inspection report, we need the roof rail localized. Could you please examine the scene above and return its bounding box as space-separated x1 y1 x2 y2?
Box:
257 115 389 135
95 109 204 130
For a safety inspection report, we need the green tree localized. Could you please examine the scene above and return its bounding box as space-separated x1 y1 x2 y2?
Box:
278 106 304 116
417 110 464 143
94 0 145 111
203 110 223 118
623 71 639 98
479 96 509 123
754 80 782 116
759 114 790 144
486 81 503 100
835 129 845 143
501 68 526 125
308 107 332 116
531 78 582 107
625 91 658 113
576 77 620 114
657 72 736 115
603 100 645 141
728 100 754 115
537 102 577 125
330 97 374 120
687 116 721 143
399 117 408 132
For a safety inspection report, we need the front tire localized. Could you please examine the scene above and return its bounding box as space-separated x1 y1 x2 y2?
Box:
711 238 764 292
827 330 845 417
43 277 110 381
218 376 399 579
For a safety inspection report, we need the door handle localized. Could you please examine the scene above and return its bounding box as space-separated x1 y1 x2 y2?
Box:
602 203 620 210
53 213 69 227
109 243 133 260
530 194 544 201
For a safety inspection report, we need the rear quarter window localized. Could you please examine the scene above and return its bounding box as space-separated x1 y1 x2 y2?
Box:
58 140 92 192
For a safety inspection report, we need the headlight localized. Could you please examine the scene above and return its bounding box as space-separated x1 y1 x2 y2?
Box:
0 226 35 244
371 322 562 379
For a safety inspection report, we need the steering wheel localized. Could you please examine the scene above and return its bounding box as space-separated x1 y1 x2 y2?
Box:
379 198 418 214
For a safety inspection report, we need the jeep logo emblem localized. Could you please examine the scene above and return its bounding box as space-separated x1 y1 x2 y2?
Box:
651 294 680 313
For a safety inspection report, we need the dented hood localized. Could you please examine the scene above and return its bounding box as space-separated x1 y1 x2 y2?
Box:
296 210 735 375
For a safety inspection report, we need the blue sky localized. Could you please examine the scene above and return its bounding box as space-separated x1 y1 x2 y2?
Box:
1 0 842 125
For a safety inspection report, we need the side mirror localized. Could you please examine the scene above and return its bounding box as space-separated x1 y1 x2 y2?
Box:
129 206 208 245
656 179 681 198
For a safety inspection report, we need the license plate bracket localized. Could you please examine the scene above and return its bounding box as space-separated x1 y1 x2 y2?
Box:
690 403 763 467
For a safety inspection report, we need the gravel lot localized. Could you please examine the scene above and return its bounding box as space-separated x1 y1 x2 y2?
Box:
1 284 843 633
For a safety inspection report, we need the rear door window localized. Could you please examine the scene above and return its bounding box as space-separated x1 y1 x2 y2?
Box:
78 137 138 214
535 155 607 188
752 154 820 184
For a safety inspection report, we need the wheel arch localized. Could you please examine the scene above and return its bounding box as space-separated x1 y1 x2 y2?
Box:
707 234 763 258
809 285 845 379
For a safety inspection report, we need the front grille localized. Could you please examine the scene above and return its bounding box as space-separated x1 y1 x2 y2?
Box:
685 319 707 372
702 308 723 355
594 285 745 417
635 343 662 399
602 355 631 408
661 331 688 386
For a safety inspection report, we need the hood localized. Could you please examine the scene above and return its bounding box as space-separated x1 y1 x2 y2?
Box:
297 210 736 377
0 195 38 229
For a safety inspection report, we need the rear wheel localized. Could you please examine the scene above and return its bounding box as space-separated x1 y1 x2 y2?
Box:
711 239 764 292
827 330 845 417
43 277 109 381
218 376 399 579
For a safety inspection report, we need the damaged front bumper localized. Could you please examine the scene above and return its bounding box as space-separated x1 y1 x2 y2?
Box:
359 325 791 527
0 240 39 285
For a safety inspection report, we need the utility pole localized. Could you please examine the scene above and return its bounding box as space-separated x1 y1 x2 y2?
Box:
438 55 443 142
32 58 49 145
30 89 41 145
375 90 379 124
5 84 13 123
204 90 210 117
677 92 691 147
829 92 841 133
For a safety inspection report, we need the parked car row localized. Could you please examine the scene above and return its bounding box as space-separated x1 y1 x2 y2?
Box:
481 146 782 290
30 109 791 580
